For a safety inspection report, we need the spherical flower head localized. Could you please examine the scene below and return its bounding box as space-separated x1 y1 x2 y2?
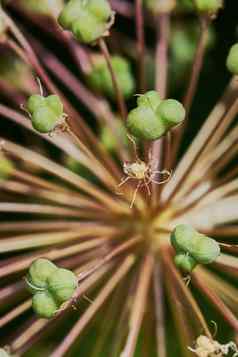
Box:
87 55 135 99
174 253 197 272
32 292 59 319
156 99 186 127
58 0 113 44
48 268 78 303
0 153 14 181
26 94 64 133
28 258 58 290
226 43 238 75
194 0 223 13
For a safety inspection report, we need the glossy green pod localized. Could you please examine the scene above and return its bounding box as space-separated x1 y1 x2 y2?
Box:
46 95 64 117
32 292 58 319
174 253 197 272
31 106 59 133
26 94 45 115
48 268 78 303
58 0 83 29
156 99 186 127
226 43 238 75
171 224 220 265
28 258 57 290
87 0 112 21
72 12 106 44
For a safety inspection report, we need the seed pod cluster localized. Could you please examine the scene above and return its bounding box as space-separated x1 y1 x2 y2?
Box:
58 0 113 44
26 94 64 133
127 91 185 141
27 258 78 318
87 55 135 99
226 43 238 75
171 224 220 272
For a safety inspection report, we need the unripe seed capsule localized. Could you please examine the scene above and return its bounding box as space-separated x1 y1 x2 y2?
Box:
137 90 162 110
156 99 186 127
171 224 220 266
87 0 112 21
72 11 106 44
46 95 64 117
226 43 238 75
32 291 58 319
28 258 57 290
174 253 197 272
48 268 78 303
0 154 14 180
26 94 45 115
31 106 59 133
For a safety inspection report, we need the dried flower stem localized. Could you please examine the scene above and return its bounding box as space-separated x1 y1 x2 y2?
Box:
0 300 32 329
135 0 146 92
98 38 127 122
120 254 154 357
50 255 135 357
153 262 167 357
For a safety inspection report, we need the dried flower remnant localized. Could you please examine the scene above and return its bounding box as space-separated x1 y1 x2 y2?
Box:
0 0 238 357
189 335 238 356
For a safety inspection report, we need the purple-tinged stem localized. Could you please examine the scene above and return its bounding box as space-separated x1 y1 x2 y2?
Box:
135 0 146 92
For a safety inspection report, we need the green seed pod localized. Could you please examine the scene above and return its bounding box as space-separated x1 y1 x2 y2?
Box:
31 106 60 133
194 0 223 13
144 0 176 14
58 0 113 44
174 253 197 272
48 268 78 303
137 90 162 110
0 154 14 180
26 94 45 115
72 11 107 44
87 55 135 99
28 258 57 290
58 0 83 29
87 0 112 21
46 95 64 117
171 224 220 265
156 99 186 127
32 292 58 319
226 43 238 75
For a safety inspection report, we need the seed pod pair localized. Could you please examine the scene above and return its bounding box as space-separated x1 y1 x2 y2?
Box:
87 55 135 99
58 0 113 44
26 94 64 133
127 91 185 141
226 43 238 75
171 224 220 272
27 258 78 318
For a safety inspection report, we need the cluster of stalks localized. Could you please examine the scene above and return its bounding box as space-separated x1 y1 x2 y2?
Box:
0 1 238 356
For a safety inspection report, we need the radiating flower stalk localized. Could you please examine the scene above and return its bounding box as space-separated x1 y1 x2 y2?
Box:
0 0 238 356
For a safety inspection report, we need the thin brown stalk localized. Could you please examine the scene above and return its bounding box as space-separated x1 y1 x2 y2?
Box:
0 300 32 329
120 254 154 357
153 262 166 357
192 271 238 332
98 38 127 122
171 17 210 166
151 13 170 201
110 0 134 18
50 255 135 357
135 0 146 92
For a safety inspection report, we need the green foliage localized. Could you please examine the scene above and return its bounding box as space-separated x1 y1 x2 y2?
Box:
171 224 220 272
226 43 238 75
58 0 113 44
27 259 78 319
87 55 135 99
127 91 185 141
26 94 64 133
0 153 14 180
